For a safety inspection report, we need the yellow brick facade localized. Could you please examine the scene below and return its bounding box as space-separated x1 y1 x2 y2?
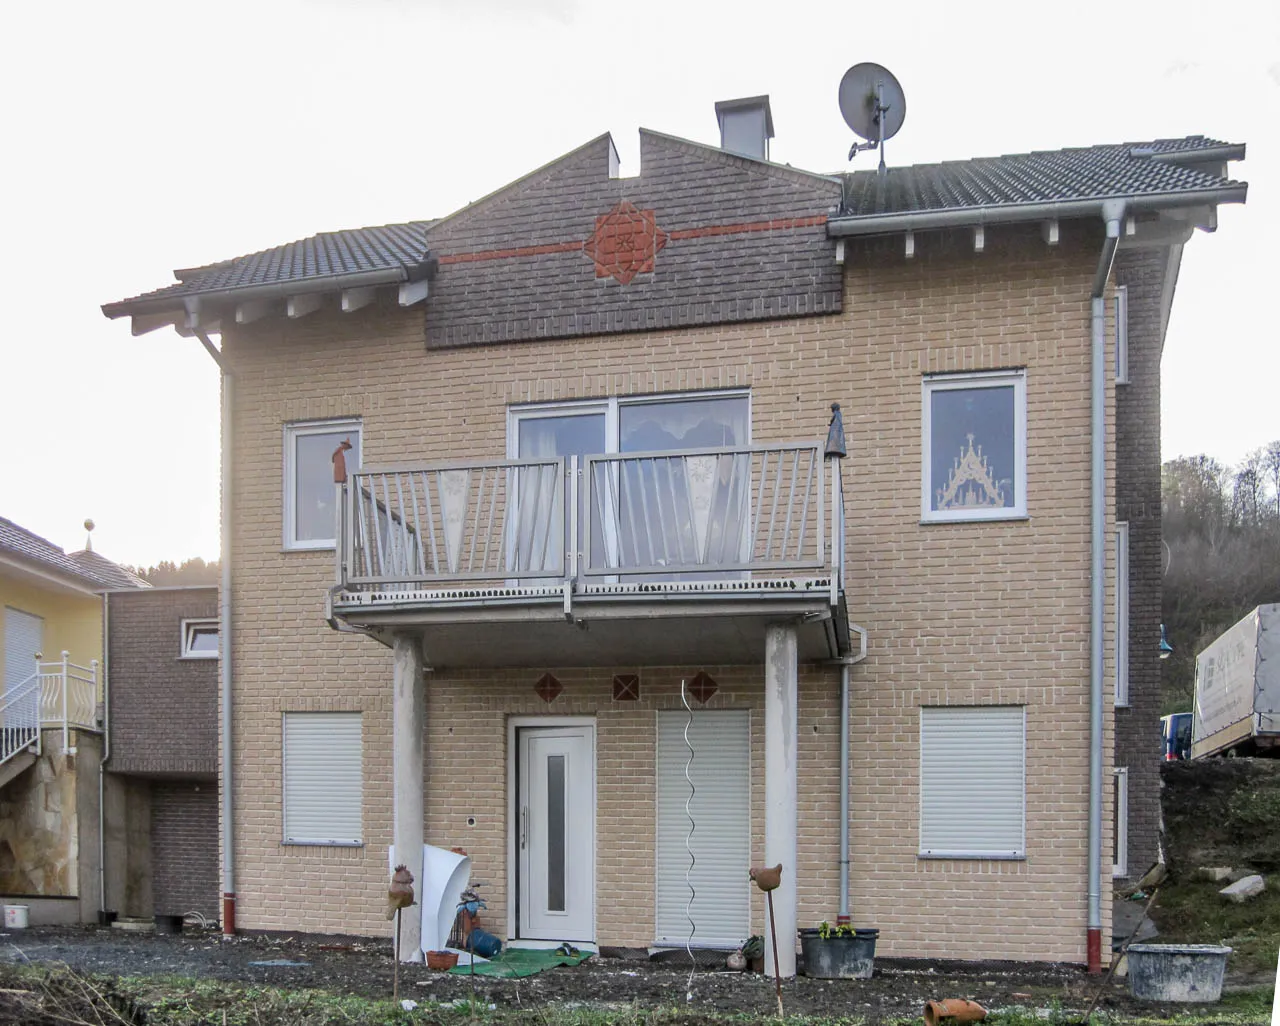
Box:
223 225 1116 963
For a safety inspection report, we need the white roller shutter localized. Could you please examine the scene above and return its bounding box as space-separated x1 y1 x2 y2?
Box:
919 706 1025 858
655 710 750 947
4 608 44 691
283 712 363 844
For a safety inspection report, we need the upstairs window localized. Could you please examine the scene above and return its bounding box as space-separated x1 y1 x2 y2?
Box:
180 618 219 659
284 419 361 550
922 370 1026 522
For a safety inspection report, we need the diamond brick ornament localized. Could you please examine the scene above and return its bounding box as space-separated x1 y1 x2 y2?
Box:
534 672 563 703
582 201 669 284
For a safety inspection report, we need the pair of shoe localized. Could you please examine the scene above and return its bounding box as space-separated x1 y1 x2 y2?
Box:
555 943 580 957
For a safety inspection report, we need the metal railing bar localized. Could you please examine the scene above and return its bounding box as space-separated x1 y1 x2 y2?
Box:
407 472 428 577
394 473 411 575
369 476 387 578
422 472 441 574
636 461 658 568
649 458 673 568
750 449 768 562
481 465 499 574
579 555 825 577
764 449 784 561
357 456 563 475
796 449 816 561
619 460 643 568
584 441 818 462
591 462 612 570
466 468 484 574
531 463 558 574
781 448 800 561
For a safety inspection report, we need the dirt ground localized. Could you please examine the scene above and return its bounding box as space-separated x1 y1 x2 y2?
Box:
1 924 1265 1023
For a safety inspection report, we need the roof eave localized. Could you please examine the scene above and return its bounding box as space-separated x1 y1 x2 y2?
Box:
101 266 412 320
825 183 1249 238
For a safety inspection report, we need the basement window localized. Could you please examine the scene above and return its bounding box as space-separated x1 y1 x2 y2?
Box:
922 371 1026 522
180 619 219 659
284 419 361 550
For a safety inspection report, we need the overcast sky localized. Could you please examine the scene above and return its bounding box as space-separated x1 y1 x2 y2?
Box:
2 0 1275 567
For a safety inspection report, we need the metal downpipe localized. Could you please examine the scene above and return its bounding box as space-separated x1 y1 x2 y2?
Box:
219 369 236 935
1087 202 1123 972
838 625 867 921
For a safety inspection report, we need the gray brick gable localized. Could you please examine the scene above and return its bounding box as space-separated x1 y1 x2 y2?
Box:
422 132 844 349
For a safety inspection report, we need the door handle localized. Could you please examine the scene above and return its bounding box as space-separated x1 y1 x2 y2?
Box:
521 805 528 850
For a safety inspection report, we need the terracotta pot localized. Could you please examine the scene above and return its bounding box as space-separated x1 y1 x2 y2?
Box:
923 999 988 1026
426 950 459 971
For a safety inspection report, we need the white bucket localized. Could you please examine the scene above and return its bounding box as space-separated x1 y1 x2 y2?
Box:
3 904 29 929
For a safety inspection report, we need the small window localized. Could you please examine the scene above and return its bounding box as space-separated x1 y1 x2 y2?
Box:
282 711 362 845
920 706 1025 858
1115 522 1130 706
180 619 219 659
1113 767 1129 878
1115 286 1129 385
284 420 361 550
922 371 1027 522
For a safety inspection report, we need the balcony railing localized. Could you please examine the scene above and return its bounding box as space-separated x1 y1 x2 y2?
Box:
0 652 99 769
337 442 845 601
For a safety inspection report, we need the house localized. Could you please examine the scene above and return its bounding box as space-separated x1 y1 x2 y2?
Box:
101 97 1247 971
0 517 146 923
102 586 220 925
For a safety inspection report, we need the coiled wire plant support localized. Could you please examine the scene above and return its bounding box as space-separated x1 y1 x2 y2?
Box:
681 678 697 1002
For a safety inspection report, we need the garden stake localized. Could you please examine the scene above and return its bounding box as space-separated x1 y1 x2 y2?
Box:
766 889 783 1018
393 907 401 1002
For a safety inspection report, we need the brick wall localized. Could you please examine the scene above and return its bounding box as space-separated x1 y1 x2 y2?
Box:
107 588 218 776
1112 247 1168 880
423 132 843 348
150 781 219 918
220 220 1118 963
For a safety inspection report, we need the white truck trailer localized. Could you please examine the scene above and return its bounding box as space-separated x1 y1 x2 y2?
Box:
1192 603 1280 758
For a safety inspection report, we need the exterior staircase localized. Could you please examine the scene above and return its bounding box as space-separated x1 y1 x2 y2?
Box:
0 653 99 790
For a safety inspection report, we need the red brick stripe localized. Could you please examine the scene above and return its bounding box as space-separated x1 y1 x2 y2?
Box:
436 214 827 266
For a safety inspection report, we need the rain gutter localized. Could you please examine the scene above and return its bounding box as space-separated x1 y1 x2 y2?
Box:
824 186 1246 238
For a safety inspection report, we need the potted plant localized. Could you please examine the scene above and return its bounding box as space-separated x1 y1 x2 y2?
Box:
742 935 765 972
798 919 879 979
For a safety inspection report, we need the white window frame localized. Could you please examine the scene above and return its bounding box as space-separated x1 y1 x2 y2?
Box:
283 418 361 551
1115 521 1130 706
919 705 1026 859
282 711 363 846
506 389 752 459
1113 766 1129 878
1115 286 1129 385
179 618 219 660
921 370 1027 523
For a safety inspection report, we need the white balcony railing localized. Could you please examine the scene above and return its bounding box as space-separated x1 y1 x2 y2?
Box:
0 651 99 770
338 442 845 600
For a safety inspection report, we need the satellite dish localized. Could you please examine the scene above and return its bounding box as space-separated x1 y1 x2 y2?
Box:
838 62 906 171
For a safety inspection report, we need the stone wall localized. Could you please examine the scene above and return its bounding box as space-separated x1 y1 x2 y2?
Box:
0 731 80 895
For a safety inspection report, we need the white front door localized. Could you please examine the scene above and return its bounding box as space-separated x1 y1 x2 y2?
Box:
516 724 595 942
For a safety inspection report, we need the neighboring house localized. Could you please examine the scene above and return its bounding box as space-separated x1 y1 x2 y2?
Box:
0 517 147 923
103 587 220 924
102 98 1247 970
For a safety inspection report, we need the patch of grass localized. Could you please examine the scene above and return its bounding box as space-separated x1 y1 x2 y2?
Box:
1150 879 1280 976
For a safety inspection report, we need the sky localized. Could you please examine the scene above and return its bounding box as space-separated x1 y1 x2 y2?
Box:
1 0 1276 567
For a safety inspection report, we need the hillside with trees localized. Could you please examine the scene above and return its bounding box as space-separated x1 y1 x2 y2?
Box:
1162 442 1280 713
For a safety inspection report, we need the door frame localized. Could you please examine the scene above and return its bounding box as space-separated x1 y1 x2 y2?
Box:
506 716 598 945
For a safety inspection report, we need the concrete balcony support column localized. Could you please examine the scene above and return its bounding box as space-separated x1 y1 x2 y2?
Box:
764 622 799 979
392 633 425 962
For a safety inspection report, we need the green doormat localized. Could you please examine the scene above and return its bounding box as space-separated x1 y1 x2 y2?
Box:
447 946 592 978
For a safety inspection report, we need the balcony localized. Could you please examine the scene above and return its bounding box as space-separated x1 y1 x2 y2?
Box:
329 442 852 667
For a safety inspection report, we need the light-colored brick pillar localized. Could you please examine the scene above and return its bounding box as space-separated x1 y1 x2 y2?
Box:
765 622 798 979
393 634 425 962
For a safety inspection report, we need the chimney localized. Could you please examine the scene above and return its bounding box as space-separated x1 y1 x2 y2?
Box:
715 95 774 162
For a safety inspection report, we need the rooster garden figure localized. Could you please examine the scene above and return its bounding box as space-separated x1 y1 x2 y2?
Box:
749 864 782 892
